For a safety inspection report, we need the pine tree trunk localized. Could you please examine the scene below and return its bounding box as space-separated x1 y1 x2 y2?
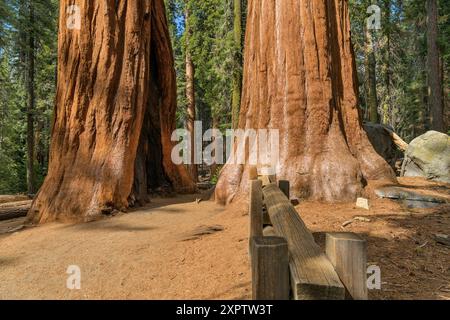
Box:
216 0 396 204
365 27 379 123
426 0 444 132
384 0 392 127
28 0 195 224
26 0 35 195
232 0 243 129
185 5 197 182
441 56 448 129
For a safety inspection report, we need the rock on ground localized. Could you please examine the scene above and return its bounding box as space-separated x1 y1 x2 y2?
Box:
402 131 450 183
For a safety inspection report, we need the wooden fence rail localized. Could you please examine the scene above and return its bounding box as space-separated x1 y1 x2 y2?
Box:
249 178 368 300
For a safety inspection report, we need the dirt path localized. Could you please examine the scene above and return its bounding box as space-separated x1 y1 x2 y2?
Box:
0 177 448 300
0 194 251 300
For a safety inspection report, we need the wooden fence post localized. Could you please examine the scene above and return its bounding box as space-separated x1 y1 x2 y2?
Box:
325 233 368 300
278 180 290 199
251 236 290 300
249 180 263 253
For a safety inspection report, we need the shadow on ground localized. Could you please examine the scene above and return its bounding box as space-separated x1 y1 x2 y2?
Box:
312 203 450 300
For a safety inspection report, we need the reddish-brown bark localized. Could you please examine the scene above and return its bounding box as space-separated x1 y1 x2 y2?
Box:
28 0 195 223
216 0 396 204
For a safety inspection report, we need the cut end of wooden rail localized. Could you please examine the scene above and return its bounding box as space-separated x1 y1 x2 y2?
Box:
289 249 346 300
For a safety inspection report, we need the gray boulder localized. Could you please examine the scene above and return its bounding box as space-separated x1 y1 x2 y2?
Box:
402 131 450 183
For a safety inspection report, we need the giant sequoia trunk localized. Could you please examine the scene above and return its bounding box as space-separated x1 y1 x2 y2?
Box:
216 0 396 204
28 0 195 223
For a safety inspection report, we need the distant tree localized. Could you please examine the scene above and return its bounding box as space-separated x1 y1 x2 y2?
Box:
184 1 198 181
348 0 448 140
25 0 36 194
231 0 243 129
0 0 58 194
365 0 379 123
427 0 445 132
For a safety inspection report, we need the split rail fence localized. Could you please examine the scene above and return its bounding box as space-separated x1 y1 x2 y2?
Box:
249 177 368 300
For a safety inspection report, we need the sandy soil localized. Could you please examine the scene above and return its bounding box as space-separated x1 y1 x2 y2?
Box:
0 177 448 300
0 194 251 300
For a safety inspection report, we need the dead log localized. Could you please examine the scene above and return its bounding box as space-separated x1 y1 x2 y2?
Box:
0 195 30 205
0 202 31 221
0 200 33 208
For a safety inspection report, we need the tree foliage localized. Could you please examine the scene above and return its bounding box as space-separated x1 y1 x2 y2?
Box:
349 0 449 140
0 0 58 194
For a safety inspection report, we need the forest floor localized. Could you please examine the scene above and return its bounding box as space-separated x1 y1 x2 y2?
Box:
0 177 449 300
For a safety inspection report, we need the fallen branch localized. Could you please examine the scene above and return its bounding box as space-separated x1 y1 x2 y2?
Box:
383 127 408 152
341 216 371 228
434 234 450 247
